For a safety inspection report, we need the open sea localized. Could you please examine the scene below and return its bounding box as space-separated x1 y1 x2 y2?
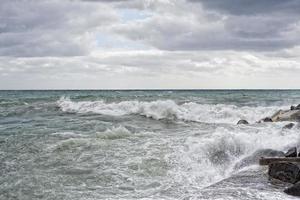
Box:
1 90 300 200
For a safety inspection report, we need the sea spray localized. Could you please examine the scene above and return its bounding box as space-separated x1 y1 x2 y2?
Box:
169 123 300 189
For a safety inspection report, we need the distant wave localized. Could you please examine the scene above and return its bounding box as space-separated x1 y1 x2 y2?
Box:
57 97 288 123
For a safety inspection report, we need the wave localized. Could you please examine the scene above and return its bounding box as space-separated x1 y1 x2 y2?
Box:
95 126 133 140
48 126 137 152
170 123 300 188
57 97 288 124
51 132 85 138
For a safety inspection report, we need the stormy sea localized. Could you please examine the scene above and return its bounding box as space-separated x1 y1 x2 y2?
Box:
1 90 300 200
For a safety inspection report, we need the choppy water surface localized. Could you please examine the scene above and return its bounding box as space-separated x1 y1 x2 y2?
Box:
1 90 300 200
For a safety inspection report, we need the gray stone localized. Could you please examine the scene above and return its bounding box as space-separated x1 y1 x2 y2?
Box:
271 109 300 122
237 119 249 125
285 147 297 157
268 162 300 184
284 181 300 196
262 117 273 122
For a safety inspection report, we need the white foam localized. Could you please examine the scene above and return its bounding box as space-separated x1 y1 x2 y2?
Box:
57 97 288 124
51 132 85 138
169 124 300 188
95 126 132 140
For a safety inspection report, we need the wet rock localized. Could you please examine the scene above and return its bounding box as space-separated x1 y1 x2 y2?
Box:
285 147 297 157
262 117 273 122
290 105 300 110
257 117 273 123
283 123 295 129
271 109 300 122
234 149 284 170
268 162 300 184
237 119 249 125
284 181 300 196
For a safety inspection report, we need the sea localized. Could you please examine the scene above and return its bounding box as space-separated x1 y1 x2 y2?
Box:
1 90 300 200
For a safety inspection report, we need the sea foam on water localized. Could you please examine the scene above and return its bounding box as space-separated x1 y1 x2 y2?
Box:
57 96 287 124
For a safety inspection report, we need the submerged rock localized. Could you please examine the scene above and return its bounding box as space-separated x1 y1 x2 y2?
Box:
268 162 300 184
291 106 296 110
284 181 300 196
283 123 295 129
234 149 284 170
285 147 297 157
237 119 249 125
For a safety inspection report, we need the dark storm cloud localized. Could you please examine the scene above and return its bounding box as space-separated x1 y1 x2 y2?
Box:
189 0 300 15
110 0 300 51
1 0 300 57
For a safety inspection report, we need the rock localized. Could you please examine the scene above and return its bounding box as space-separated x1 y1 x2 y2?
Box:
268 162 300 184
283 123 295 129
234 149 284 170
284 181 300 196
290 105 300 110
262 117 273 122
285 147 297 157
271 109 300 122
257 117 273 123
237 119 249 125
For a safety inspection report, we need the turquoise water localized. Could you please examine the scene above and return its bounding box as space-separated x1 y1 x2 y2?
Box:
1 90 300 199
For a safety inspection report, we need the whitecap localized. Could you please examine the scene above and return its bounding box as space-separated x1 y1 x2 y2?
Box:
95 126 132 140
57 97 289 124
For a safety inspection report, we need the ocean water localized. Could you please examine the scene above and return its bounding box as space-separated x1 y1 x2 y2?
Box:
1 90 300 200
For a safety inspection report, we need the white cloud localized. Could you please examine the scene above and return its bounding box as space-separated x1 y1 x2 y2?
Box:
1 49 300 89
0 0 300 88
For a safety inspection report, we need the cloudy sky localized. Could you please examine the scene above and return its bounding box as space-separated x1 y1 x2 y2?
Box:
1 0 300 89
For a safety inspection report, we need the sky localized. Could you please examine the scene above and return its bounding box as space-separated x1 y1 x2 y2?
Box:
1 0 300 89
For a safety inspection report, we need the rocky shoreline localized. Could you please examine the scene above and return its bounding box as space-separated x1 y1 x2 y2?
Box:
237 104 300 197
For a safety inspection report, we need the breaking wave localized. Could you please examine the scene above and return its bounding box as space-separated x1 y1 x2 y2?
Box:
170 123 300 187
57 97 287 124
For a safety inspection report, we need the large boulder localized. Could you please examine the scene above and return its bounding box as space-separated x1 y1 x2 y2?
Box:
268 162 300 184
237 119 249 125
285 147 297 157
284 181 300 196
271 109 300 122
234 149 284 170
